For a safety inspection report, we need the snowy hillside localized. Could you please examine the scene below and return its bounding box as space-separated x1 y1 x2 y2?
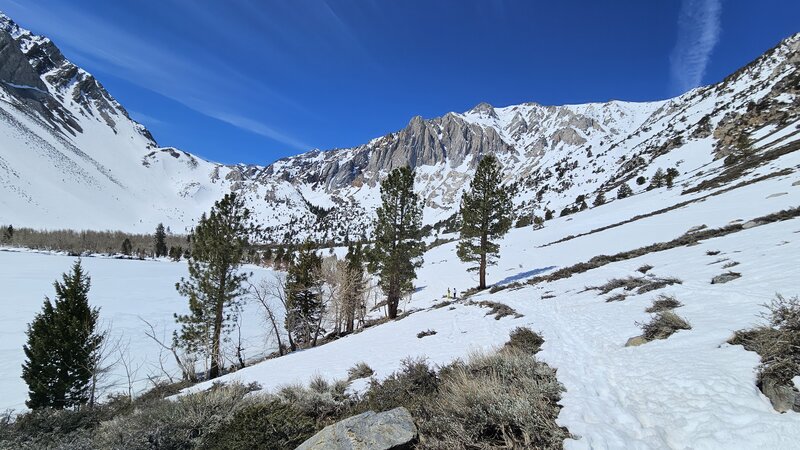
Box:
181 140 800 447
1 10 798 244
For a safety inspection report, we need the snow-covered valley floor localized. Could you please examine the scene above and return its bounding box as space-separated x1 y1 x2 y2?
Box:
2 162 799 447
0 252 277 411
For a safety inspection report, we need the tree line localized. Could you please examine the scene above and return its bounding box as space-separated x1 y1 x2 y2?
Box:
20 154 519 410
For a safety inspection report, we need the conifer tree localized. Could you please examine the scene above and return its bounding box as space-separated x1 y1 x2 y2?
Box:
649 168 666 189
369 167 424 319
174 193 257 379
593 191 606 207
22 260 102 409
284 240 324 350
665 167 680 188
617 183 633 199
457 154 515 289
154 223 168 258
2 224 12 243
121 238 132 256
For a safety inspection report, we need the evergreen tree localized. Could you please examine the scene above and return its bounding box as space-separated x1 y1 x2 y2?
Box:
649 168 666 189
457 155 516 289
2 225 12 243
665 167 680 188
342 243 367 333
617 183 633 199
284 240 324 350
174 193 257 379
544 209 554 221
636 176 647 186
369 167 425 319
22 260 102 409
121 238 132 256
154 223 168 258
593 191 606 207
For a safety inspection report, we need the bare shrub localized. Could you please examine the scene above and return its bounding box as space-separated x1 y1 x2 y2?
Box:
347 362 374 381
722 261 740 269
645 295 683 313
637 264 654 274
469 300 524 320
417 329 437 339
606 293 628 302
730 295 800 411
591 276 681 295
418 349 569 449
638 311 691 341
503 327 544 355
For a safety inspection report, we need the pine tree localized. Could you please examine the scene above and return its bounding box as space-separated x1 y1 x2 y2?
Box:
284 240 324 350
617 183 633 199
649 168 666 189
121 238 132 256
174 193 257 379
665 167 680 188
22 260 103 409
457 155 515 289
593 191 606 207
369 166 425 319
2 225 12 243
154 223 168 258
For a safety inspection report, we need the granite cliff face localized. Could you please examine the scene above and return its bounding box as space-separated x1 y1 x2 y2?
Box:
1 10 798 244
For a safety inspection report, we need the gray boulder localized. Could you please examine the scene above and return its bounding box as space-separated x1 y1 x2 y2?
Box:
296 407 417 450
711 272 741 284
761 378 800 413
625 336 648 347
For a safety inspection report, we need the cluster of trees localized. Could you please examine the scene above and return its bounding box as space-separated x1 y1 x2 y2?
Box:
0 224 187 258
20 155 522 409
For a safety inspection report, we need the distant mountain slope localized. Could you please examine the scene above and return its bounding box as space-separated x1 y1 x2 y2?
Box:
0 11 798 243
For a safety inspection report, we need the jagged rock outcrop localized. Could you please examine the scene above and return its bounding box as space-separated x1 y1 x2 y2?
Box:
1 8 799 244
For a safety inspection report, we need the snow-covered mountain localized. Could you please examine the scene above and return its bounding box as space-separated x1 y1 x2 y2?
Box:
1 11 798 244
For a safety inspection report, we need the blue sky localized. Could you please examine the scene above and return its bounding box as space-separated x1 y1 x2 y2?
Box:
1 1 798 165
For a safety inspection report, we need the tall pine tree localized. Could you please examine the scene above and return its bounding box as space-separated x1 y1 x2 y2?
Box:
284 240 324 350
369 166 424 319
457 154 515 290
174 193 257 379
22 260 103 409
154 223 168 258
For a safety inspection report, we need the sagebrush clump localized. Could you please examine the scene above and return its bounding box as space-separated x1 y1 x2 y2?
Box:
504 327 544 355
347 362 374 381
729 295 800 411
639 311 691 341
645 295 683 313
418 349 569 449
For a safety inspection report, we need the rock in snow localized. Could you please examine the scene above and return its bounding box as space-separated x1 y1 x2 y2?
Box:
296 407 417 450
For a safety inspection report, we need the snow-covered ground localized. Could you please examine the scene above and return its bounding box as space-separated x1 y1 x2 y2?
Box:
177 164 800 448
0 252 277 411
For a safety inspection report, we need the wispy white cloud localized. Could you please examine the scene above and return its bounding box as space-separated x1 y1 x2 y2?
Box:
669 0 722 94
0 0 313 151
129 110 166 126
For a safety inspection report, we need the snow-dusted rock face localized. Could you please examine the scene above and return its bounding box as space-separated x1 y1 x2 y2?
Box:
0 9 798 244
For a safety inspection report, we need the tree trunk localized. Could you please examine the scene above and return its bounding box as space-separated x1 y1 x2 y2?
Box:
387 291 399 319
479 234 487 289
210 303 223 378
